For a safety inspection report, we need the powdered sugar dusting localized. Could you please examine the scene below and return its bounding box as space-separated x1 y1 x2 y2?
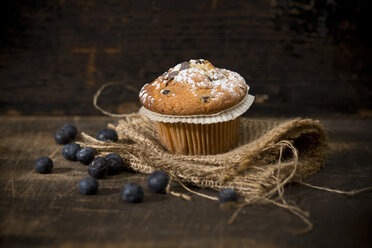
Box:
171 62 247 100
139 59 248 106
139 83 155 105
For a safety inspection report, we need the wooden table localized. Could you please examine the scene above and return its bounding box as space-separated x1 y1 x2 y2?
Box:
0 116 371 248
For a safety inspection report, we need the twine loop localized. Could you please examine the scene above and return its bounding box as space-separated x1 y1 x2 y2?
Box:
84 83 372 234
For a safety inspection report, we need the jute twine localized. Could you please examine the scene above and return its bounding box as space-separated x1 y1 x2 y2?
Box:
78 83 372 234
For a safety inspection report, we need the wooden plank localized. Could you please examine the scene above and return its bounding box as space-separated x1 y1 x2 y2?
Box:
0 116 371 247
0 0 371 116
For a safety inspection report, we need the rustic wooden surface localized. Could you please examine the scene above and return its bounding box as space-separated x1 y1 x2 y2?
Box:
1 1 371 246
0 0 371 117
0 116 371 248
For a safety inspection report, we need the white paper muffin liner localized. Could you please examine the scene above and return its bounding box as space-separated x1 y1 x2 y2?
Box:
139 93 255 124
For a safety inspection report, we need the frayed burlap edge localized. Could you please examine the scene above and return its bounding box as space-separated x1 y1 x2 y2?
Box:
83 83 372 234
78 113 327 197
77 112 329 233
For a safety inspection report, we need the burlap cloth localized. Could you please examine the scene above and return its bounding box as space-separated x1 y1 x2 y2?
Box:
79 113 328 202
81 83 372 233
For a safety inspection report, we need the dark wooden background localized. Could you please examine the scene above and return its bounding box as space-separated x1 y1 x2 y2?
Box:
1 1 372 247
0 0 371 117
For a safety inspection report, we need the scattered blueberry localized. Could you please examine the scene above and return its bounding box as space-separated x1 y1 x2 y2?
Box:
54 130 71 144
106 159 122 175
34 156 53 174
62 123 77 139
62 143 81 161
88 157 108 179
105 153 124 174
96 128 118 142
105 153 123 166
121 183 144 203
78 177 99 195
218 188 238 203
54 123 78 144
76 147 96 165
147 170 169 193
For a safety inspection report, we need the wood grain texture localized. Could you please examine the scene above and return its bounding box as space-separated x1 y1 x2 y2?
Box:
0 116 371 247
0 0 371 117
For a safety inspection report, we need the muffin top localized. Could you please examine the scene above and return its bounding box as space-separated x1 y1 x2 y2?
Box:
139 59 248 115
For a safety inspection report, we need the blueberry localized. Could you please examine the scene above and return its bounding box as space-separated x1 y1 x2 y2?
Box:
162 89 171 95
121 183 144 203
105 153 123 166
96 128 118 142
62 143 81 161
105 153 124 174
147 170 169 193
54 130 71 144
78 177 98 195
62 123 77 139
105 159 122 175
88 157 108 179
34 156 53 174
76 147 96 165
218 188 238 203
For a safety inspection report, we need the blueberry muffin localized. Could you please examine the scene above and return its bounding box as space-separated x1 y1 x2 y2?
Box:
139 59 254 155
